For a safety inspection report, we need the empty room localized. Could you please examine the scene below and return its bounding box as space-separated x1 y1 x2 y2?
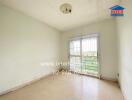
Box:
0 0 131 100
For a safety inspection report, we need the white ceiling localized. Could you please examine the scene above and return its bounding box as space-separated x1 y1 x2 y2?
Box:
0 0 120 31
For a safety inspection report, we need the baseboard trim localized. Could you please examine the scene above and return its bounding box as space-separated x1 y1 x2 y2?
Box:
67 71 117 82
69 71 100 79
0 71 57 96
119 83 126 100
100 76 118 82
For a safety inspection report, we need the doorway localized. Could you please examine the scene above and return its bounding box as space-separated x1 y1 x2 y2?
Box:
69 34 99 77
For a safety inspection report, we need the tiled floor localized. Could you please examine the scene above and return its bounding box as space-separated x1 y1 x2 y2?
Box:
0 73 124 100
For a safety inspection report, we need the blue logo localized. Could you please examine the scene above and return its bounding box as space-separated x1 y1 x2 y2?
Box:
110 5 125 16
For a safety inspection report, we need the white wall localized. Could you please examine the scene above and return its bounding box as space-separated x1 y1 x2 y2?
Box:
116 0 132 100
0 4 60 94
61 18 118 80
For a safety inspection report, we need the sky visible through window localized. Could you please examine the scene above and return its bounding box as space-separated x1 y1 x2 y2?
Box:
70 37 97 55
82 37 97 52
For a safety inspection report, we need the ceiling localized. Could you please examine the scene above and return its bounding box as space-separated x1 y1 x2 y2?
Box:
0 0 120 31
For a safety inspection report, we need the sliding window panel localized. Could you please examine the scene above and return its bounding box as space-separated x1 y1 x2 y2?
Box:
82 37 98 75
70 40 81 73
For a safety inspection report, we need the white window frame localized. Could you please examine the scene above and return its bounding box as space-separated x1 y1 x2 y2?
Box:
68 33 101 78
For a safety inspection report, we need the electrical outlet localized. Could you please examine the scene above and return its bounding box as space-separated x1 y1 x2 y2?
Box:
117 73 119 77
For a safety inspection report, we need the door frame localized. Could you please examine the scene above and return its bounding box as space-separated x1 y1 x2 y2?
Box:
68 33 101 78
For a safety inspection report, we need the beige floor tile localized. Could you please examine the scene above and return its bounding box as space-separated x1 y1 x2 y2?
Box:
0 73 124 100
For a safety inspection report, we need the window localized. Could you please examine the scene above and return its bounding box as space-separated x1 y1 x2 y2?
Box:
69 34 99 76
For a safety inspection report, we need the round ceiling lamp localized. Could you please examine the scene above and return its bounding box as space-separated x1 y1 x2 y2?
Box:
60 3 72 14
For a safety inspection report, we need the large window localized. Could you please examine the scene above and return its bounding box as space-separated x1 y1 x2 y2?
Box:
69 34 99 76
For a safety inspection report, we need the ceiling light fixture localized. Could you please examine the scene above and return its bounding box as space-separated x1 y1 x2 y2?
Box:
60 3 72 14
